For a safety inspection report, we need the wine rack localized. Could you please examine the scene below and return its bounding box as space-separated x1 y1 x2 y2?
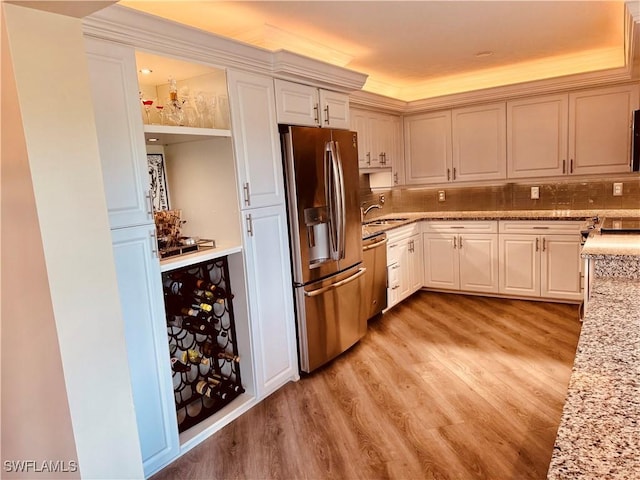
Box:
162 256 244 433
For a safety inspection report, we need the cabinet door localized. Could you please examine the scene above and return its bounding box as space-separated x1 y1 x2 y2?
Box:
569 85 639 175
387 262 401 309
274 79 319 127
228 70 285 209
423 233 459 290
85 37 153 229
507 94 568 178
396 240 412 302
404 111 452 184
408 234 423 293
541 235 582 300
351 108 372 167
452 102 507 182
110 225 179 477
499 234 539 297
242 204 298 397
458 234 499 293
376 113 397 167
319 89 350 129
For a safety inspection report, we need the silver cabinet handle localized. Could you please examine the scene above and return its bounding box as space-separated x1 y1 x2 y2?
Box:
391 285 400 290
304 267 366 297
451 226 465 229
149 229 158 258
532 226 549 230
324 105 330 125
145 190 154 218
542 237 546 252
562 159 566 174
246 214 253 237
570 159 574 173
453 236 457 249
459 235 463 248
447 168 451 181
535 237 539 251
393 172 398 184
453 167 457 180
243 182 251 207
389 243 397 249
313 104 319 124
366 152 371 166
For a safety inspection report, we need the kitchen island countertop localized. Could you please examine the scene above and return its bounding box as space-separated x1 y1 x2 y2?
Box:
547 275 640 479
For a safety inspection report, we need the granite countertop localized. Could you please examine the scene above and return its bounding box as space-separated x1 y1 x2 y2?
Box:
547 276 640 479
361 209 640 239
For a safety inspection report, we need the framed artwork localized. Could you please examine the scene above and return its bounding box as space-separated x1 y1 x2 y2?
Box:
147 153 170 211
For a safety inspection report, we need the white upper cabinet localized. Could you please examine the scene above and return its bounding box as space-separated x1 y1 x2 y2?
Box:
569 84 639 175
451 102 507 182
404 110 452 184
351 107 401 169
85 37 153 229
274 79 349 128
228 70 285 209
507 94 569 178
405 103 506 185
507 85 639 178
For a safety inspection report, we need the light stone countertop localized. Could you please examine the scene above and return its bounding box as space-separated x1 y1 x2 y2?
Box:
581 232 640 257
547 276 640 480
362 209 640 239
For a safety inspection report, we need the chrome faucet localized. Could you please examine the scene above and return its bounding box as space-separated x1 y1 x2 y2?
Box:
361 203 382 221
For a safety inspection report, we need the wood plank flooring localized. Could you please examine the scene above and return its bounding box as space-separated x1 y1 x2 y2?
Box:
152 291 582 480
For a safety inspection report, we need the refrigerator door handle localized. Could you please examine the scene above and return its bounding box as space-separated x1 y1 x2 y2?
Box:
333 140 347 260
304 267 366 297
324 141 339 260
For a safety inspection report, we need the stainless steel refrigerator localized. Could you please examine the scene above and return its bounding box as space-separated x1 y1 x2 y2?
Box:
281 126 365 373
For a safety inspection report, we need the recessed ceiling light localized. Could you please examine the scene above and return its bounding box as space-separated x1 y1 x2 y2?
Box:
139 68 153 74
475 51 494 58
148 137 159 142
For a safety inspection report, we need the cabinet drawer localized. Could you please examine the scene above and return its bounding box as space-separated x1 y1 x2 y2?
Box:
498 220 582 235
386 222 421 243
423 220 498 234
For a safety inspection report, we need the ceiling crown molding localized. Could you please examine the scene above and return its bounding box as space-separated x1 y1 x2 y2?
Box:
83 4 366 93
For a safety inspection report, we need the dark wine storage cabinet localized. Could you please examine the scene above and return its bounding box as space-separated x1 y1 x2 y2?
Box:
161 256 244 433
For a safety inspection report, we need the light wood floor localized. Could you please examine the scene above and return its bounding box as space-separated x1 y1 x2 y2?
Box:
152 291 582 480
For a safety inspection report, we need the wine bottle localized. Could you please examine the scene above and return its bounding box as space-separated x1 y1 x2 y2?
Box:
165 294 199 317
195 379 229 400
182 316 215 335
176 273 228 298
193 289 225 305
218 351 240 363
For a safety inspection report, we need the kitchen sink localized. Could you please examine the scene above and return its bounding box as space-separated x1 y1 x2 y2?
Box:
364 218 409 226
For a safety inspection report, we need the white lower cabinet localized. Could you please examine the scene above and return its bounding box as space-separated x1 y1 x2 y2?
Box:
110 225 179 477
386 224 423 310
423 221 499 294
499 221 582 301
242 204 299 397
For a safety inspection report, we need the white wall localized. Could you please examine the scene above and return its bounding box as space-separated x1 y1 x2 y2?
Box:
2 4 143 478
1 9 79 478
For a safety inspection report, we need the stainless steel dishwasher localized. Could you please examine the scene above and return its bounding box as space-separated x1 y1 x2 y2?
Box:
362 232 388 320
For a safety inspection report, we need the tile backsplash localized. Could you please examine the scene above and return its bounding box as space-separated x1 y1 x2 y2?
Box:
360 175 640 218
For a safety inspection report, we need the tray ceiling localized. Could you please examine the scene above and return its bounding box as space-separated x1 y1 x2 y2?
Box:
119 1 634 101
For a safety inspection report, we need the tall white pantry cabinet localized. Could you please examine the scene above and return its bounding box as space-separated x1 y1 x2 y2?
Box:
84 38 298 476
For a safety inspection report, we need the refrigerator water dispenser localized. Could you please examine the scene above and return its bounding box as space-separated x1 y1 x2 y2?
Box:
304 206 330 265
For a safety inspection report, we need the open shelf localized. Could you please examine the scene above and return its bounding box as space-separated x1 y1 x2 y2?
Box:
144 124 231 145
